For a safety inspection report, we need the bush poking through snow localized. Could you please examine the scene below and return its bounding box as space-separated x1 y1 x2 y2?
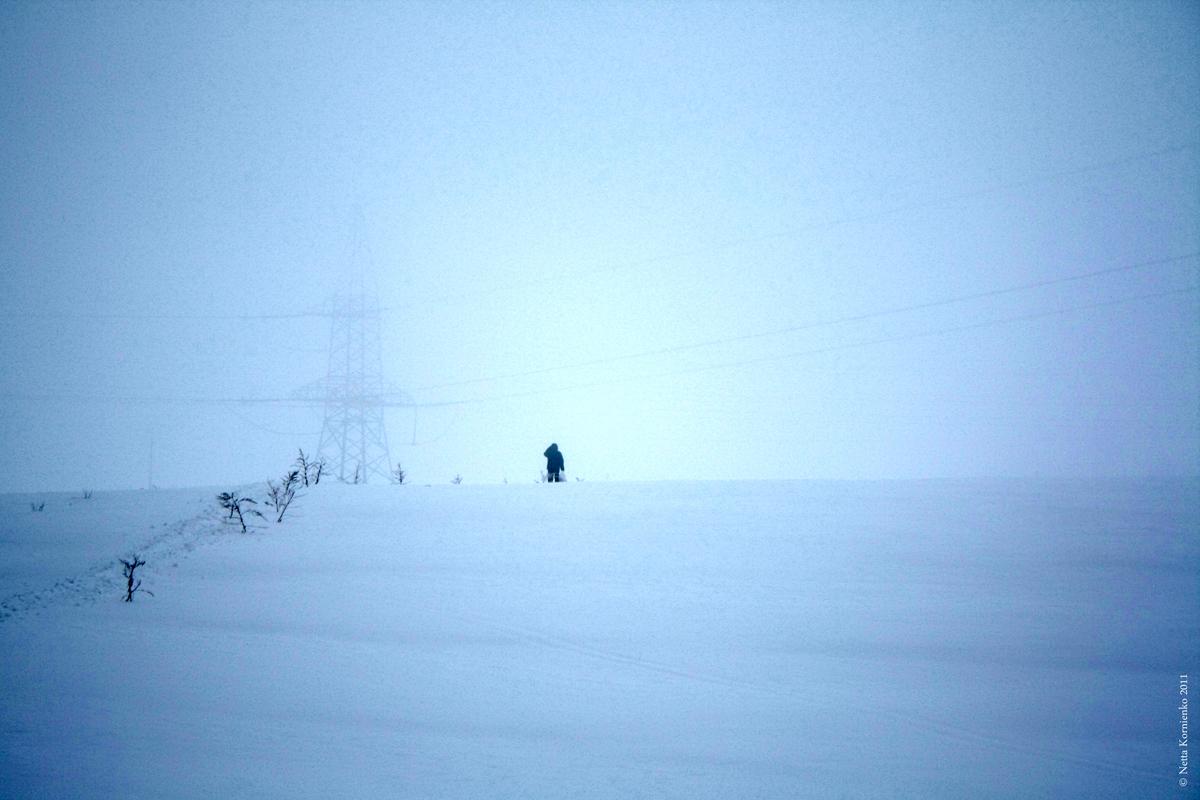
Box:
266 470 301 523
295 449 313 487
392 463 406 485
451 474 463 485
295 450 326 487
30 501 45 512
217 492 261 533
120 556 147 602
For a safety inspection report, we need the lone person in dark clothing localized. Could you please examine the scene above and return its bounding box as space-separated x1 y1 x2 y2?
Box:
544 443 565 482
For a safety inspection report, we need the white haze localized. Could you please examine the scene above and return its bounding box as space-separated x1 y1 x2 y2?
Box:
0 1 1197 491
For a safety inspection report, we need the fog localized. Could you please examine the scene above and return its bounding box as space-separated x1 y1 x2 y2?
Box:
1 1 1196 491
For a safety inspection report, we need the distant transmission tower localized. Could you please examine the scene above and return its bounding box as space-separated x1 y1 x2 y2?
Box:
291 216 410 483
292 295 383 483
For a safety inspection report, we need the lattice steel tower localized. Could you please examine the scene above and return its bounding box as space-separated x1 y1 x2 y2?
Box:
291 221 410 483
299 292 389 483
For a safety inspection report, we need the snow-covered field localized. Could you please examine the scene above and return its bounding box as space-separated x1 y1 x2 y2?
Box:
1 478 1195 798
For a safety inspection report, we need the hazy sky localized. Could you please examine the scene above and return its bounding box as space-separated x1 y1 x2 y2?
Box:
1 0 1197 491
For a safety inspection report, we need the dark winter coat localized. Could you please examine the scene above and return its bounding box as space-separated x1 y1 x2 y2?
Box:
544 443 564 474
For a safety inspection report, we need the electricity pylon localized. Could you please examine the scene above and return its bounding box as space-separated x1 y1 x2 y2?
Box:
292 290 411 484
290 205 411 484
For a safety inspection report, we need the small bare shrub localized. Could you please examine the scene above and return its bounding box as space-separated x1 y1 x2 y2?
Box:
120 555 149 602
295 449 313 487
266 469 301 523
217 491 261 533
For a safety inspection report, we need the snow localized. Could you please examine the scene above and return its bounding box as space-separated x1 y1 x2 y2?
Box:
1 478 1195 798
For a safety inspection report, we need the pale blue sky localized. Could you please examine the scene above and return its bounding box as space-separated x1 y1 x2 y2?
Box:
1 1 1197 490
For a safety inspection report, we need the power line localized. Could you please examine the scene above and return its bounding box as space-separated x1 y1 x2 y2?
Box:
2 285 1193 411
413 252 1200 392
380 142 1198 312
417 285 1199 407
2 310 326 322
0 296 391 323
228 406 322 437
0 391 459 410
3 142 1193 324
